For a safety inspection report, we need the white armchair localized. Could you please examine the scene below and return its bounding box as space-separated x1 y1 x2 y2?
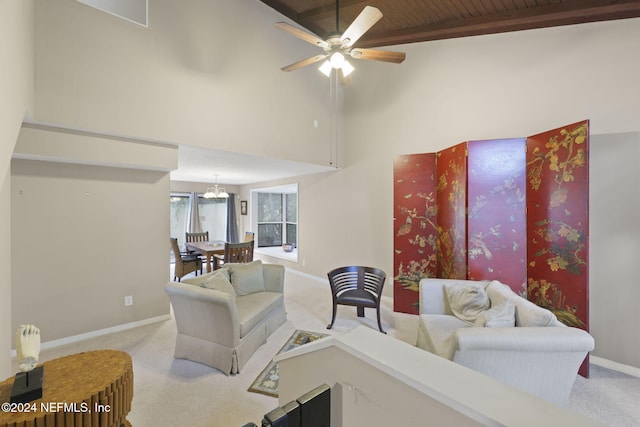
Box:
416 278 594 405
165 261 286 375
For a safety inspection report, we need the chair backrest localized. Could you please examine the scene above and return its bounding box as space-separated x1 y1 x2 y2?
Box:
171 237 201 281
223 240 254 264
170 237 187 269
327 266 386 298
186 231 209 243
170 237 181 260
244 231 255 242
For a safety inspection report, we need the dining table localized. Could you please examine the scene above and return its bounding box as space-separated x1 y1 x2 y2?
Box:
185 240 225 273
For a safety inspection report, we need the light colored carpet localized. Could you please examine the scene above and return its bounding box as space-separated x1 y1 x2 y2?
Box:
15 269 640 427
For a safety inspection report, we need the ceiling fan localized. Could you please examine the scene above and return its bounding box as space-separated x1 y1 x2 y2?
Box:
275 1 406 78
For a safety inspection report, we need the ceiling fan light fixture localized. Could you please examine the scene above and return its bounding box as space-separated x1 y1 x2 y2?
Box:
330 52 345 69
341 60 354 77
319 60 333 76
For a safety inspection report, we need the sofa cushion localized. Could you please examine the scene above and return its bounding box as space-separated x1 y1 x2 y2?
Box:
199 271 236 297
235 291 283 338
226 260 265 296
182 270 234 297
444 283 490 323
474 300 516 327
486 280 557 327
419 314 471 360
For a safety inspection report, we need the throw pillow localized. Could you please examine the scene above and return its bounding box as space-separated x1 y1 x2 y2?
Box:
474 300 516 327
199 271 235 297
444 283 490 323
486 280 557 327
226 260 265 296
181 270 228 287
485 280 514 306
514 297 558 327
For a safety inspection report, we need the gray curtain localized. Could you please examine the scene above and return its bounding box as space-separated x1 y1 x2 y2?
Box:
226 193 239 243
187 192 203 234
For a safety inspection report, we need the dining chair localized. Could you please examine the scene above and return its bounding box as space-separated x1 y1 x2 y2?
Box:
244 231 255 242
170 237 203 281
185 231 209 243
213 240 254 270
185 231 209 260
326 266 387 333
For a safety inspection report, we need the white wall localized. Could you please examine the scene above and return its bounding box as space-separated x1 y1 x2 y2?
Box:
0 0 34 379
590 132 640 368
11 127 177 343
0 169 12 379
34 0 335 167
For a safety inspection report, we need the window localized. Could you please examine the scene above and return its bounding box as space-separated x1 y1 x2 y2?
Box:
257 193 283 247
170 194 190 249
257 192 297 247
285 193 297 245
170 193 227 250
198 197 227 241
251 184 298 261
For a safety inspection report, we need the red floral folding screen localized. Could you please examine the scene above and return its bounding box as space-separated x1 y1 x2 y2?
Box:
467 138 527 294
436 143 468 280
393 122 590 362
393 153 437 314
526 121 590 375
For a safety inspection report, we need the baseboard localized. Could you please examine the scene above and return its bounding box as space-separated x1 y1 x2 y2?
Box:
284 267 325 284
590 355 640 378
11 314 171 356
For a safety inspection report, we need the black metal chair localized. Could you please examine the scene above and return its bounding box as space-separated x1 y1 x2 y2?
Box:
326 266 387 333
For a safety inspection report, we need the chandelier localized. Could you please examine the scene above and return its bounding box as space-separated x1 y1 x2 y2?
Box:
203 175 229 199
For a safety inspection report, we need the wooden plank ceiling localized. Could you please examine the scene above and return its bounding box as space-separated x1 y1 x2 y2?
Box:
260 0 640 48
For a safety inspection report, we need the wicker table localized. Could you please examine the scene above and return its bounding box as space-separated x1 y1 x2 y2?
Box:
0 350 133 427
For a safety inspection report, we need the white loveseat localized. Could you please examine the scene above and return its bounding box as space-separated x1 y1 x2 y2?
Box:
416 278 594 405
165 260 286 375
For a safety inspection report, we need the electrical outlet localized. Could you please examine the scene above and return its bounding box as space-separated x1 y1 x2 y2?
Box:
124 296 133 306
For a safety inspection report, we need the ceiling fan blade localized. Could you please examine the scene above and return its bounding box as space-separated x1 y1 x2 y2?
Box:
350 48 406 64
281 54 328 72
275 22 330 49
340 6 383 48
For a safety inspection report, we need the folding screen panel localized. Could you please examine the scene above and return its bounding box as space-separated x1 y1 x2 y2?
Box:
467 139 527 293
526 121 589 328
393 153 437 314
436 143 467 280
526 120 590 376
